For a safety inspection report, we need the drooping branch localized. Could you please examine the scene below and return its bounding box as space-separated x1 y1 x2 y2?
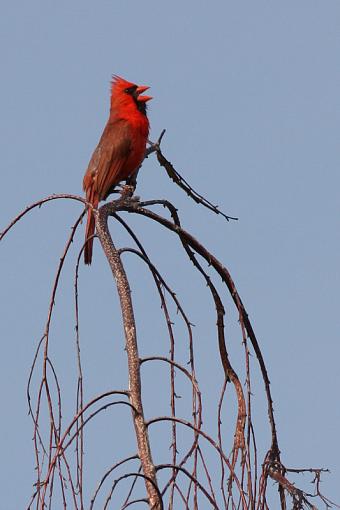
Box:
90 455 140 510
99 197 295 508
103 472 164 510
139 199 247 473
0 193 87 242
124 203 278 444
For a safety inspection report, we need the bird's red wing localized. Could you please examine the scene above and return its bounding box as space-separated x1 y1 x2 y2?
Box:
85 119 132 201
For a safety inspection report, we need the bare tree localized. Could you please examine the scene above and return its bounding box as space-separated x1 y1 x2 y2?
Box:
1 135 337 509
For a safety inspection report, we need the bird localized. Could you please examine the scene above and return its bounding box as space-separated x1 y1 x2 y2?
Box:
83 75 152 264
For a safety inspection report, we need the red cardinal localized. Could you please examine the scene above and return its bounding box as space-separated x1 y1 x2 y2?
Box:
83 76 152 264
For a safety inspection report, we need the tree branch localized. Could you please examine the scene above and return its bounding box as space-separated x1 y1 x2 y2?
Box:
95 202 161 510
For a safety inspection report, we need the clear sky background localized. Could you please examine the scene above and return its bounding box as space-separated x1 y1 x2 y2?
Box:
0 1 339 508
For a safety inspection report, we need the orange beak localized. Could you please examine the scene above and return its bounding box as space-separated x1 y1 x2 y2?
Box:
136 85 152 103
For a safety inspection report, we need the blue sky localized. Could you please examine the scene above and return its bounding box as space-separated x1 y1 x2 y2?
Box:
1 1 339 508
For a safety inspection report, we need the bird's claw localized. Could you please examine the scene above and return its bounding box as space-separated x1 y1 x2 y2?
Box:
119 184 135 199
115 185 141 207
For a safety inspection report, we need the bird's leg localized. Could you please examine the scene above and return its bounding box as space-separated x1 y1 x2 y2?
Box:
120 166 142 202
118 183 140 205
126 167 139 192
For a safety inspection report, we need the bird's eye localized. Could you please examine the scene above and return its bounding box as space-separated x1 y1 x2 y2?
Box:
125 86 137 95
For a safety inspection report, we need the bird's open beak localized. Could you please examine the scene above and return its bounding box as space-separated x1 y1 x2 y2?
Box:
136 85 152 103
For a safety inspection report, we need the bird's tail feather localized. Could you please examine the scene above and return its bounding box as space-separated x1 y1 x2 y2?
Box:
84 190 98 265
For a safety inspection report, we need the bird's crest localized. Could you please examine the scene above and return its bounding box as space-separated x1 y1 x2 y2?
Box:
111 75 136 92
